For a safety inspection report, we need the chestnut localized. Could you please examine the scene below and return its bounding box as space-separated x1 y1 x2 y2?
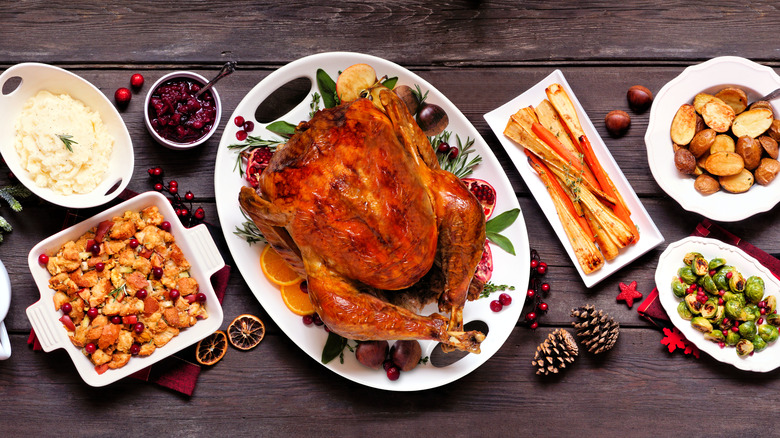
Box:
605 110 631 137
627 85 653 113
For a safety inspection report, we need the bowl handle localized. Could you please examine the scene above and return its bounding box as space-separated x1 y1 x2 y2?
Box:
26 299 66 352
184 224 225 277
0 322 10 360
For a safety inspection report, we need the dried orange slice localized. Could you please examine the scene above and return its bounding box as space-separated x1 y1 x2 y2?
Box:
280 281 315 316
195 330 228 366
227 314 265 351
260 245 303 286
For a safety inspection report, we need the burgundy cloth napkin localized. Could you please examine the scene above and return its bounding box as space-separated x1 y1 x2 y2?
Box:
638 219 780 328
28 189 231 396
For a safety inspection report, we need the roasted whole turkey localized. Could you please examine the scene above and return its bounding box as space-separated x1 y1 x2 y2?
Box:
238 88 486 353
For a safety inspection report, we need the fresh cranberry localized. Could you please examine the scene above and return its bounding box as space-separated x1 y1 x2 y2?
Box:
526 312 537 321
195 292 206 303
154 183 164 191
152 267 163 279
530 259 539 269
312 314 323 326
499 293 512 306
448 147 459 160
234 116 245 127
538 302 549 312
89 242 100 256
87 307 99 319
437 142 450 154
236 130 248 141
7 172 14 181
194 207 205 220
169 289 180 301
130 74 144 89
759 301 766 308
300 282 308 294
110 315 122 324
160 221 171 232
134 323 145 334
490 300 503 312
386 366 400 381
541 283 550 293
114 87 131 106
184 191 194 201
85 343 97 354
526 289 535 298
95 262 105 272
61 302 72 314
129 238 140 249
38 254 49 265
324 325 331 333
530 321 539 329
136 289 148 300
383 360 394 371
243 121 255 132
130 343 141 355
302 314 313 326
537 263 548 275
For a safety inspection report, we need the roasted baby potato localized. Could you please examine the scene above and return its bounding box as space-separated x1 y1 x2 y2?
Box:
689 129 716 157
674 148 697 174
758 135 779 159
732 108 773 138
719 169 754 193
750 100 773 114
710 134 736 154
701 98 736 133
694 174 720 195
767 119 780 142
755 158 780 186
693 93 717 114
715 87 748 115
735 136 762 170
705 151 744 176
671 104 698 145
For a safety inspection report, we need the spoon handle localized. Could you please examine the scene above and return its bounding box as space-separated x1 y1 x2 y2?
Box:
195 61 236 98
757 87 780 103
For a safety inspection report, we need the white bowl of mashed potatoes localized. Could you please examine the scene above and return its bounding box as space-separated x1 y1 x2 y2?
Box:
0 63 133 208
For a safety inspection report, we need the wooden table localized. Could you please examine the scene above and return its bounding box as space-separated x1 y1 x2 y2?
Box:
3 2 780 435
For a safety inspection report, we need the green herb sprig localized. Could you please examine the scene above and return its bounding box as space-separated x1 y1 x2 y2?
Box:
479 282 516 299
57 134 77 152
431 131 482 179
234 209 265 245
227 136 282 177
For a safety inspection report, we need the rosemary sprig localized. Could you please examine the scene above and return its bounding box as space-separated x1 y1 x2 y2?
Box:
233 209 265 244
227 136 281 177
109 284 127 301
411 84 429 105
431 131 482 179
479 282 516 299
57 134 77 152
309 92 321 118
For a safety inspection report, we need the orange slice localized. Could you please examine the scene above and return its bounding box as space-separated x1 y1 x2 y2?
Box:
227 314 265 351
260 245 303 286
195 330 228 366
280 281 315 316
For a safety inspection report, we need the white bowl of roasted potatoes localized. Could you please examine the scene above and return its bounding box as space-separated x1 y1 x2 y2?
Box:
646 56 780 222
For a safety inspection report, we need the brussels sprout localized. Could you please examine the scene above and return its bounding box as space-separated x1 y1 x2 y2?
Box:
753 336 768 352
767 313 780 327
710 305 725 325
744 303 760 322
704 330 726 343
677 301 693 321
692 256 709 276
759 324 779 343
678 266 698 285
683 252 703 266
671 277 687 298
767 296 777 314
739 320 758 340
713 268 730 291
723 291 745 306
700 274 718 295
701 299 718 319
726 331 741 346
691 317 713 333
708 258 726 270
725 300 747 321
745 276 765 304
685 294 704 314
729 272 746 293
736 339 754 357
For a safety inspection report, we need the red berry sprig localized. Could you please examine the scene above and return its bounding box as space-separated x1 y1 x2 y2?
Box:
525 249 550 329
147 167 205 227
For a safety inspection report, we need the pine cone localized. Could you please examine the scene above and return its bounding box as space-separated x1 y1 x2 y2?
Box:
531 329 578 376
570 305 620 354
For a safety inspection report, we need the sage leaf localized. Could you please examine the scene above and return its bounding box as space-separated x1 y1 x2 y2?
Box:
266 121 297 137
485 208 520 233
316 68 338 108
322 332 348 364
486 232 515 255
382 76 398 89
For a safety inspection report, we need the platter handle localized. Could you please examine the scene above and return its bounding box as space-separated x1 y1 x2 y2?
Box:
26 299 66 352
184 224 225 277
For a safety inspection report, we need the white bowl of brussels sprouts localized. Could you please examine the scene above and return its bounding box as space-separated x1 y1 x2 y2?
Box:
656 236 780 372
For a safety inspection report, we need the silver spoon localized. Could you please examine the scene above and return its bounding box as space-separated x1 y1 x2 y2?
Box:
756 87 780 103
195 61 236 99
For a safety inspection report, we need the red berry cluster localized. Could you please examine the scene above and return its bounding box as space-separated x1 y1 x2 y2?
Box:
147 167 205 227
234 116 255 141
435 140 460 160
525 249 550 329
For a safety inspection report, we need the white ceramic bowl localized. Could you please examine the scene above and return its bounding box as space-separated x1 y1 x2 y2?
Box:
645 56 780 222
144 71 222 150
0 63 134 209
26 191 225 386
0 259 11 360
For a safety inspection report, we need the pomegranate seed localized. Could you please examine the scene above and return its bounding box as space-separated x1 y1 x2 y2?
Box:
697 295 707 304
234 116 245 127
129 238 139 249
723 317 730 324
541 283 550 293
538 302 549 312
130 74 144 89
490 300 503 312
134 323 145 334
697 290 705 297
154 183 163 191
526 312 537 321
38 254 49 265
499 293 512 306
718 298 724 305
448 147 459 160
160 221 171 232
386 366 400 381
709 270 716 276
530 321 539 329
718 290 725 296
722 330 729 337
759 301 766 308
169 289 180 301
61 303 72 314
184 191 194 201
110 316 121 324
153 267 163 279
726 272 733 279
312 314 323 326
759 317 765 324
530 259 539 269
85 343 97 354
537 263 548 275
732 326 740 333
136 289 148 299
243 121 254 132
195 292 207 303
236 130 248 141
95 262 105 272
437 141 450 154
719 342 725 349
130 343 141 355
302 315 313 325
87 308 99 319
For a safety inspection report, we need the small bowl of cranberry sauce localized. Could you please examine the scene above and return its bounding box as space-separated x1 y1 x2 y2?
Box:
144 71 222 150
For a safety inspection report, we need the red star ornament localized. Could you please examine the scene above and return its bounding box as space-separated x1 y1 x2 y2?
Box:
616 281 643 309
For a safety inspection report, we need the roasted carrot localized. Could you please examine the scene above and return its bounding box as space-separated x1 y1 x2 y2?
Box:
531 122 600 190
526 150 595 242
578 134 638 243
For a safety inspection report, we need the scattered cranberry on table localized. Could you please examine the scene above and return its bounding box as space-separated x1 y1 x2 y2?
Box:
114 87 131 106
130 73 144 89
